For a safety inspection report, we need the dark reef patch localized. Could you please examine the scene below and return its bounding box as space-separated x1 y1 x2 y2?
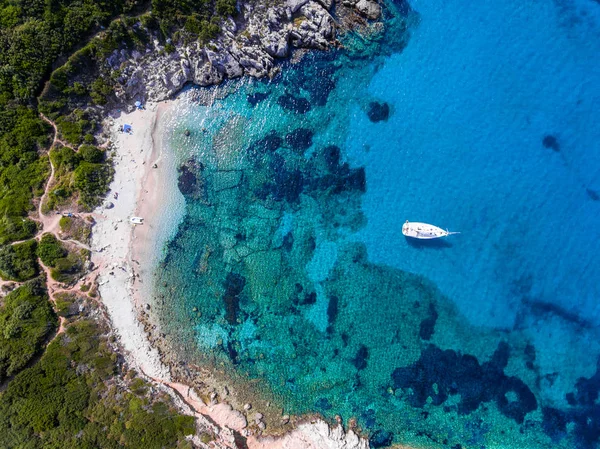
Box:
586 188 599 201
299 74 336 106
177 158 203 195
418 302 438 341
541 358 600 448
369 430 394 448
326 295 339 333
392 343 537 424
277 93 311 114
293 53 338 106
322 145 341 171
301 291 317 305
542 134 560 152
524 342 536 370
223 272 246 325
312 165 367 194
272 168 304 203
315 397 332 410
247 91 270 107
247 131 282 160
542 407 569 442
282 231 294 252
352 344 369 370
522 297 593 329
367 102 390 122
285 128 314 152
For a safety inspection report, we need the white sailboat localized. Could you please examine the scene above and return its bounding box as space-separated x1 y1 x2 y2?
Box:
402 220 459 240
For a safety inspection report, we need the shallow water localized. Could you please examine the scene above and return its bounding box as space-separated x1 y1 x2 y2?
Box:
152 1 600 447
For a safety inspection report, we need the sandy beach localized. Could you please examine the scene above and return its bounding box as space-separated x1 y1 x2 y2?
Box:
91 103 171 380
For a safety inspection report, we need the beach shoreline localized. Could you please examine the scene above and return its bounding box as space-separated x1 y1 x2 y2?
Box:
91 99 376 449
91 103 169 380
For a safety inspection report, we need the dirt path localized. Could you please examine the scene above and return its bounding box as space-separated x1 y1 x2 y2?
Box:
40 113 75 151
1 114 104 338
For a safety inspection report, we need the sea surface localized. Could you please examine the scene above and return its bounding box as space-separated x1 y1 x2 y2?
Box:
152 0 600 447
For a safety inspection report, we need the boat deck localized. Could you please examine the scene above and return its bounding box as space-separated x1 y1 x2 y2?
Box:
402 221 450 239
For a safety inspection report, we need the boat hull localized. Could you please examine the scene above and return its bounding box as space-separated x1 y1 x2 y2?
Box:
402 221 450 239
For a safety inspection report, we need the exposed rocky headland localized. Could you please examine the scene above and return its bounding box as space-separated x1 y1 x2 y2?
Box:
105 0 385 103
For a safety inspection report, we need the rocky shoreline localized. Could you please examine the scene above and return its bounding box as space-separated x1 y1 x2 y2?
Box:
104 0 384 104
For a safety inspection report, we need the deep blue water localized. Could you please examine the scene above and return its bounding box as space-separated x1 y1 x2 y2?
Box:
153 0 600 448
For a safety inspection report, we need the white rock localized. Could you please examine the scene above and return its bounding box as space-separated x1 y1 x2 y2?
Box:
355 0 382 19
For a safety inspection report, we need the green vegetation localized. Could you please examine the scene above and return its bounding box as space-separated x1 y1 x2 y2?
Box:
37 233 67 267
47 145 112 211
0 239 40 282
37 234 86 284
0 294 195 448
0 0 241 241
73 161 114 210
0 0 243 444
59 215 93 244
0 281 57 383
50 249 87 284
0 107 48 244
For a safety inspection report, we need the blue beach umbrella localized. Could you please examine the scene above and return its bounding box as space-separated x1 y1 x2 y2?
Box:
123 124 132 133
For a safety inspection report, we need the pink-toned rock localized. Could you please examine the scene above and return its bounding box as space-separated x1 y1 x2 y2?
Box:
203 402 248 431
247 419 369 449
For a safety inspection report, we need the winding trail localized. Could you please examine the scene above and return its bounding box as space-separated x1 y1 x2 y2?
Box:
1 114 103 342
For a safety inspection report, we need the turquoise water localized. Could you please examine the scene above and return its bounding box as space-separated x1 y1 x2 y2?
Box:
153 1 600 448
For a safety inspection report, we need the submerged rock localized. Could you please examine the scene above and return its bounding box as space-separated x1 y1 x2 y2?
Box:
277 93 312 113
285 128 314 152
418 302 438 341
248 130 283 159
326 295 340 333
542 134 560 152
367 101 390 122
352 344 369 370
369 430 394 448
259 168 304 203
247 91 270 107
322 145 342 171
223 272 246 325
312 166 367 194
392 0 412 16
177 162 199 195
392 343 538 424
586 188 599 201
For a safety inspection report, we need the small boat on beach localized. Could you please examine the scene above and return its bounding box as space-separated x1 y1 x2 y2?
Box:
130 216 144 225
402 220 459 240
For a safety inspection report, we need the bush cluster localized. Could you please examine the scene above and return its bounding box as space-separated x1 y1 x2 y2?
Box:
37 234 87 284
0 295 195 448
0 281 57 382
0 239 40 282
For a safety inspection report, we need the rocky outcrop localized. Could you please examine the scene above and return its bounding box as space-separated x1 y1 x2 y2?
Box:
248 419 370 449
105 0 380 103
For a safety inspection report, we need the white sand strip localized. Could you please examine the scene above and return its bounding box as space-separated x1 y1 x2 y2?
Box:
92 103 171 380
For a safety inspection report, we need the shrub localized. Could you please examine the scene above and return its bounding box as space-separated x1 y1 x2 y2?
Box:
0 281 57 382
216 0 236 17
37 234 67 268
78 145 104 163
73 161 113 210
0 240 40 282
0 304 195 448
